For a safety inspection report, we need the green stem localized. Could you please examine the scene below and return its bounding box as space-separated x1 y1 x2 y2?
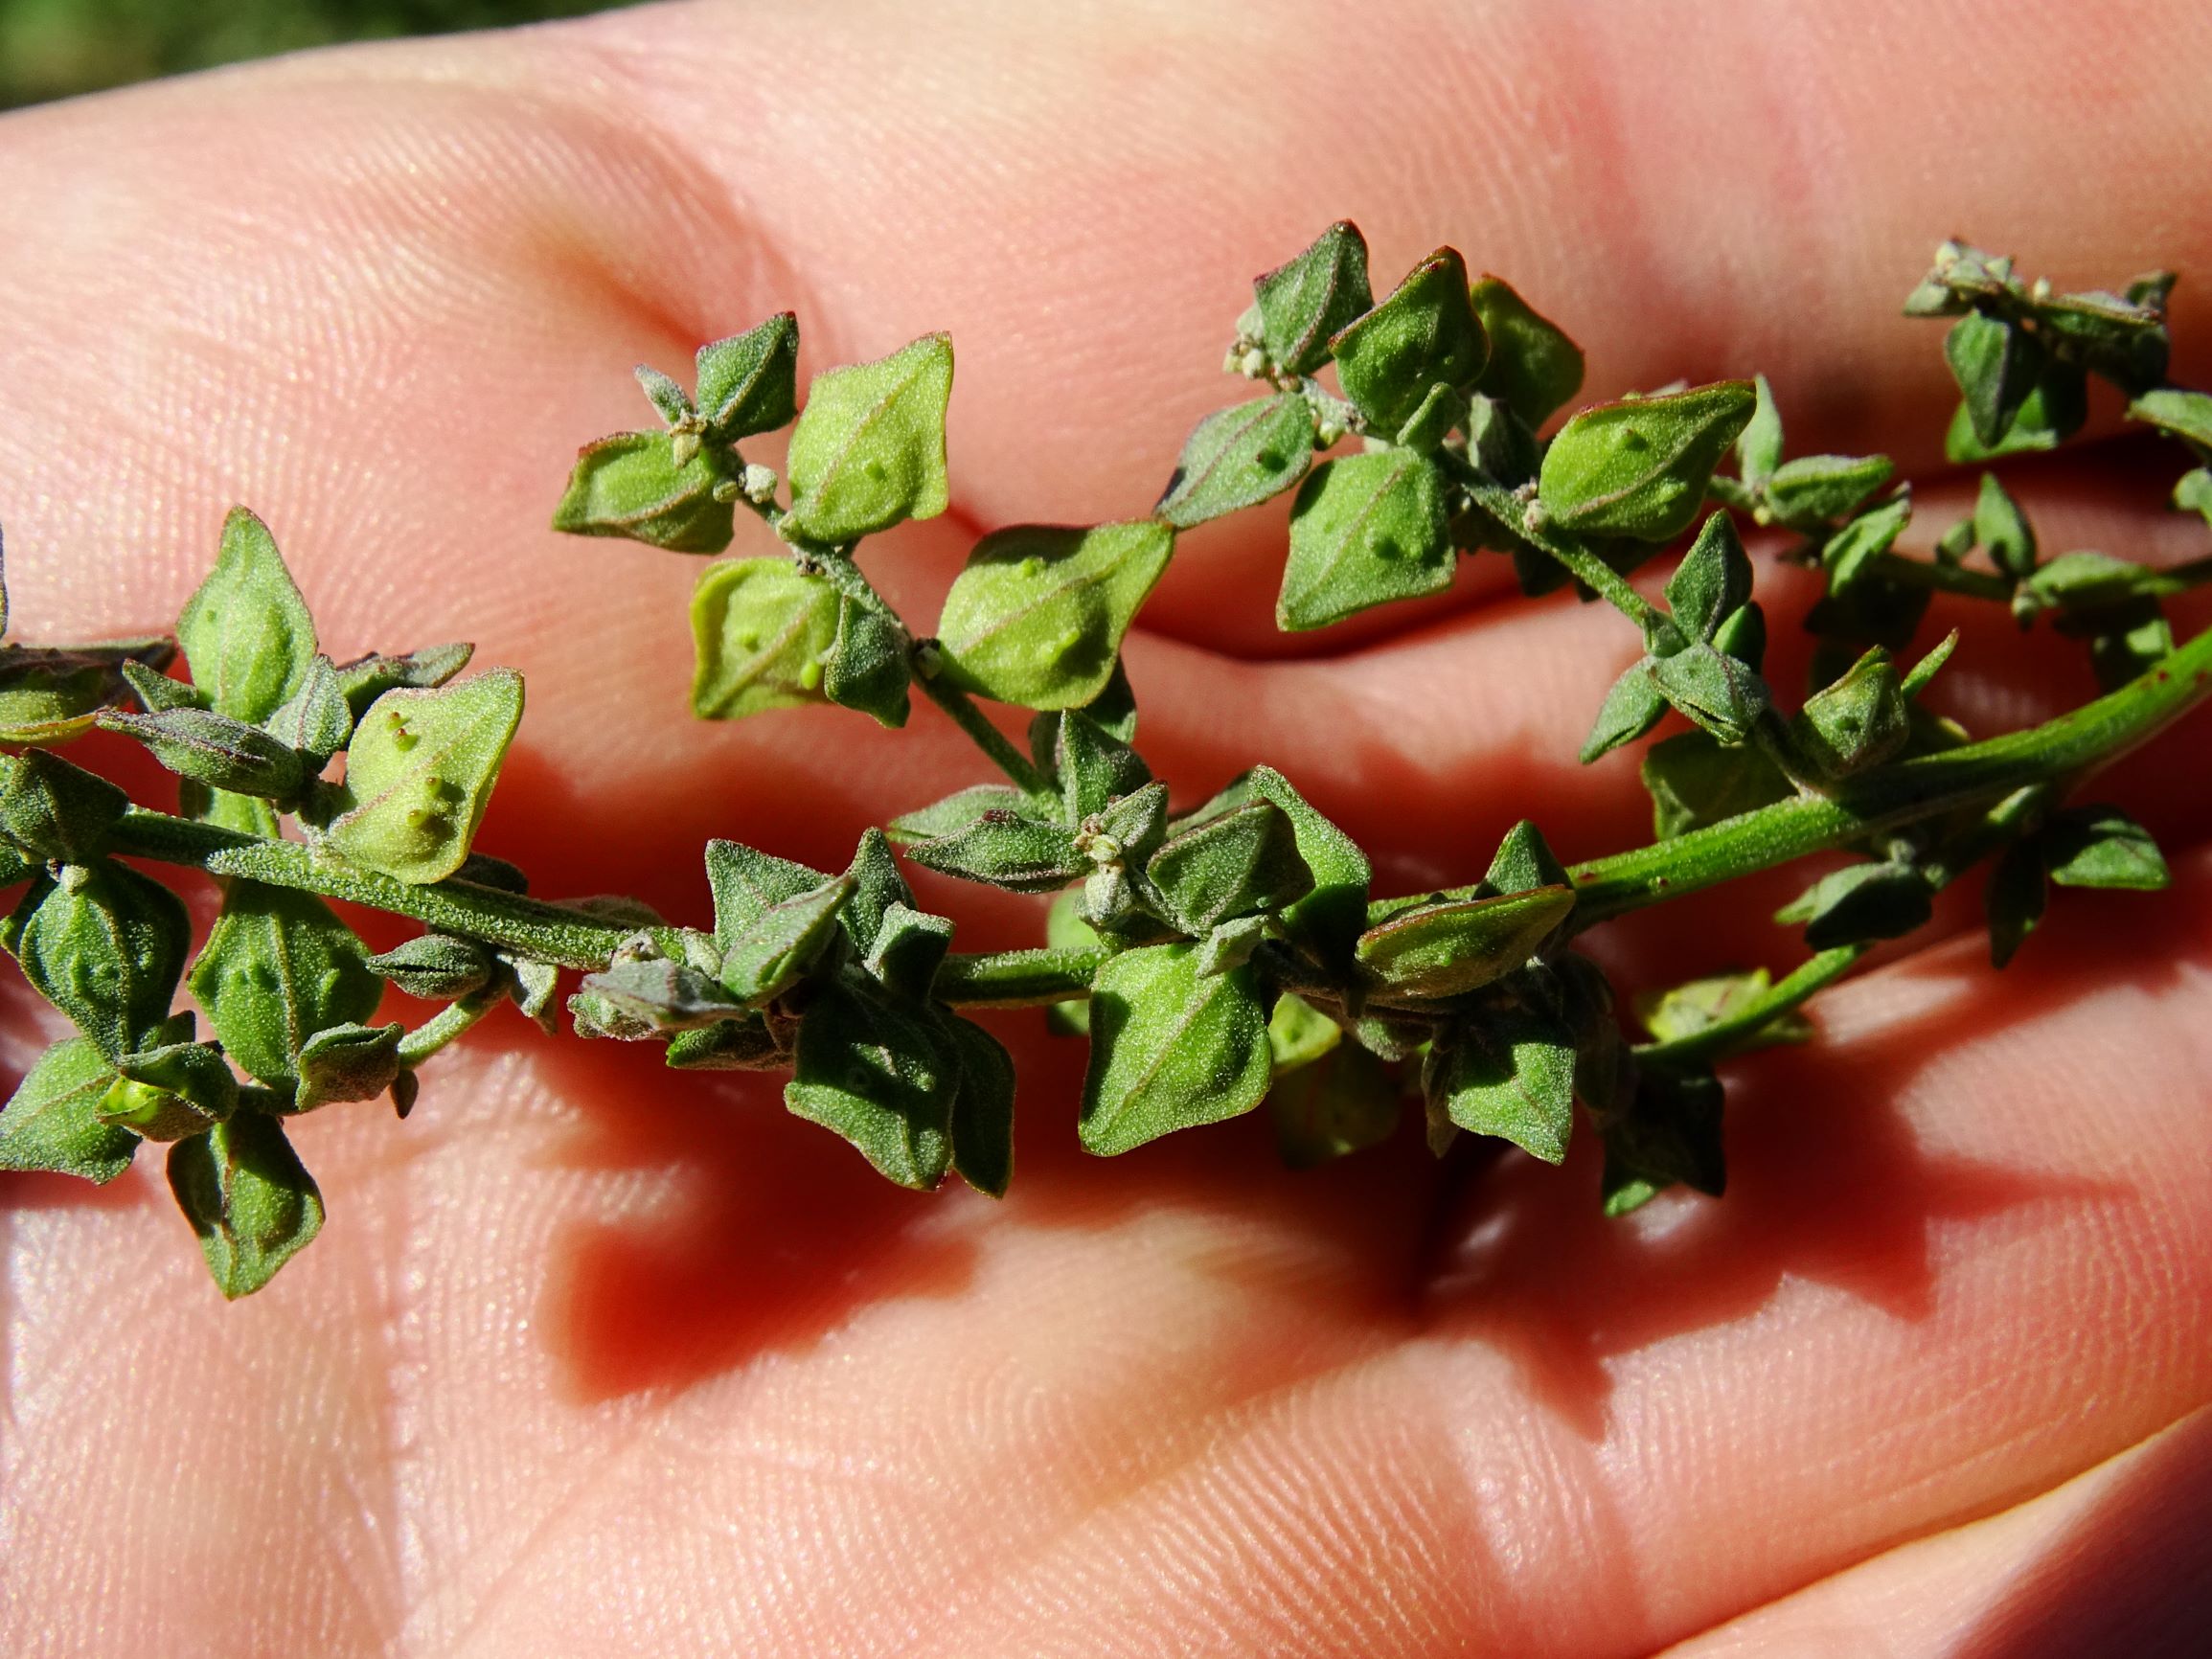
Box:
397 989 502 1066
100 625 2212 1018
1630 774 2062 1070
1873 552 2015 602
934 945 1105 1007
1453 467 1670 637
1566 619 2212 925
915 672 1057 797
1635 944 1866 1070
108 811 641 968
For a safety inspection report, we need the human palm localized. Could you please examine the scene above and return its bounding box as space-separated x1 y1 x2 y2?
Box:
3 3 2208 1653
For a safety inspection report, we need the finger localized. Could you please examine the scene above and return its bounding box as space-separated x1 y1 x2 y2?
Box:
1657 1405 2212 1656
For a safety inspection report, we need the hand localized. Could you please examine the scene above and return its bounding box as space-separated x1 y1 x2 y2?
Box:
3 3 2208 1652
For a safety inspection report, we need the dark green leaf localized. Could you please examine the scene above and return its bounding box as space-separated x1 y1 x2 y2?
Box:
706 838 831 946
1733 374 1784 485
1986 837 2047 968
1484 820 1568 895
1973 471 2037 579
1944 361 2086 462
2023 551 2146 611
1648 641 1770 744
905 812 1087 894
177 507 317 724
368 934 493 1001
579 957 743 1032
935 519 1174 709
1640 730 1791 840
1763 453 1894 531
262 654 353 761
1329 247 1486 432
1469 275 1584 429
2038 286 2170 394
0 654 115 744
1603 1067 1724 1213
551 431 735 553
1243 766 1370 961
1900 629 1959 699
689 557 838 722
1094 781 1170 868
1252 221 1373 376
2127 387 2212 451
293 1022 405 1111
0 747 129 863
717 874 855 1002
665 1013 792 1071
1423 1000 1575 1163
1079 943 1270 1155
787 969 956 1189
103 1035 237 1140
1537 380 1757 541
1269 1042 1399 1170
188 881 381 1092
1155 394 1317 530
884 784 1032 847
1635 968 1809 1050
326 670 523 885
1946 310 2041 449
567 986 662 1041
1775 862 1932 949
783 333 953 544
0 1035 136 1181
330 643 475 722
1355 886 1575 999
166 1111 323 1299
1053 709 1152 825
943 1013 1015 1196
1462 396 1542 496
98 707 306 799
1790 647 1910 780
824 592 911 727
2041 806 2168 890
1664 511 1752 641
1712 600 1767 674
3 860 190 1060
120 659 204 714
1145 799 1312 935
1277 449 1453 630
2077 602 2173 693
863 902 954 1001
1820 489 1913 596
1580 657 1668 763
696 312 800 439
506 957 560 1034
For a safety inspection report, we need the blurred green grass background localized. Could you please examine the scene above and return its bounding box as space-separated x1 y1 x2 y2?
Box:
1 0 632 107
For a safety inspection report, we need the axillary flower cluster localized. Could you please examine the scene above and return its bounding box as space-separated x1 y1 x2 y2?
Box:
0 224 2205 1296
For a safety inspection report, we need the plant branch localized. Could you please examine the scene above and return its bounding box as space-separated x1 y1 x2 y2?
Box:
914 672 1057 797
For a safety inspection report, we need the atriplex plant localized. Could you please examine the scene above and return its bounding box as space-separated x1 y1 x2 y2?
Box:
3 227 2208 1297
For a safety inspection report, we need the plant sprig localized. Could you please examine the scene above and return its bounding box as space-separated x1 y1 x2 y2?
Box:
5 225 2207 1297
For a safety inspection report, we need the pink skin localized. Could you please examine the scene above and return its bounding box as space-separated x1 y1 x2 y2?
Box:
3 2 2209 1652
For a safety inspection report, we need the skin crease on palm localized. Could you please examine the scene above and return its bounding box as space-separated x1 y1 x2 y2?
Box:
3 0 2212 1651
